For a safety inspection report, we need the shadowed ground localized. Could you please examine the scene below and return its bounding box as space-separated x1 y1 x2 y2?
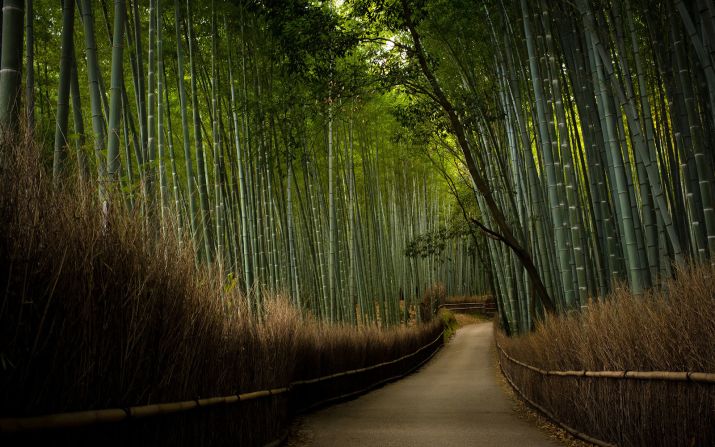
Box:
288 323 561 446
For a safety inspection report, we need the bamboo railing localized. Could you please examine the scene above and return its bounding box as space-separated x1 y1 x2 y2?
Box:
496 342 715 447
294 330 444 413
439 302 497 314
0 330 444 433
497 342 715 383
498 360 617 447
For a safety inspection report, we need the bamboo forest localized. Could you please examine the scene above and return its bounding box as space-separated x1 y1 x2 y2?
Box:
0 1 713 446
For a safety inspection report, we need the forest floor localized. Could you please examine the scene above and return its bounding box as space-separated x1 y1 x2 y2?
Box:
285 323 563 446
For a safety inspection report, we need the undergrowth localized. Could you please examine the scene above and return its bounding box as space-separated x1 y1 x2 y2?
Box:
438 309 458 341
499 267 715 372
0 133 443 446
498 266 715 446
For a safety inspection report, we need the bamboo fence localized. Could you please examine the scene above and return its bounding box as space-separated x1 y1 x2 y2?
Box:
439 303 497 315
497 342 715 447
497 343 715 384
0 330 444 434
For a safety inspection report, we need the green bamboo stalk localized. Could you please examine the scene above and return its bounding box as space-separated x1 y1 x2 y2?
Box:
186 0 213 264
174 0 198 251
0 0 25 132
211 1 224 274
521 0 575 307
79 0 107 180
70 48 89 182
146 0 158 213
578 0 685 267
227 29 252 295
130 0 147 163
52 0 75 182
25 0 34 130
161 58 182 234
106 0 127 181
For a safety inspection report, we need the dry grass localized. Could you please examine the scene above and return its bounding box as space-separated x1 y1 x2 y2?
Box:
497 266 715 446
419 282 446 322
453 311 490 327
492 344 592 447
0 134 442 446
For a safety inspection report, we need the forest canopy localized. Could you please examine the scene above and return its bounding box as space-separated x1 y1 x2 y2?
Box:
2 0 714 334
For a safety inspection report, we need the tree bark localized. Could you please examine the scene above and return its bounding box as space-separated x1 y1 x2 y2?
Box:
400 0 556 314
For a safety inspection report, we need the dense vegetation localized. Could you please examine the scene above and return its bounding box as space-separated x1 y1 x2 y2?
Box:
1 0 714 445
0 135 443 444
3 0 486 328
6 0 715 331
498 264 715 446
348 0 715 334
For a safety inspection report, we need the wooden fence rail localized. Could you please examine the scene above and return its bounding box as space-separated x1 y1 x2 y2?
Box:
497 342 715 384
0 330 444 434
497 341 715 447
440 302 496 311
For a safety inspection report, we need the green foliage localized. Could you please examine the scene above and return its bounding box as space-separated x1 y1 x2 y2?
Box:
256 0 362 100
405 220 477 259
438 308 458 341
14 0 489 327
391 97 451 143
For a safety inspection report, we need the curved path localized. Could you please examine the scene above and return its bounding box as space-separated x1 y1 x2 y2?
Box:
290 323 560 446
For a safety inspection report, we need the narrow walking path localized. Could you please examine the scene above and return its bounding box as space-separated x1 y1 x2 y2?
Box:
290 323 561 446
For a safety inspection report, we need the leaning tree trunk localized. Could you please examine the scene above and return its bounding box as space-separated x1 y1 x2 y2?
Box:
401 0 556 314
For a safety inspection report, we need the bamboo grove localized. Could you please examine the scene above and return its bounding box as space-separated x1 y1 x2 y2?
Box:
359 0 715 333
0 0 488 326
4 0 713 334
491 0 715 332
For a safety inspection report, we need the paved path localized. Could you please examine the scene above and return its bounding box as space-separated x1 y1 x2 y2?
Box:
290 323 560 446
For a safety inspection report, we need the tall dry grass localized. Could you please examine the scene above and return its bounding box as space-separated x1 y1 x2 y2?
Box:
0 134 442 446
418 282 446 321
498 266 715 446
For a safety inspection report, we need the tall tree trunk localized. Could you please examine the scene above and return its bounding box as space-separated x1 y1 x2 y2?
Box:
79 0 107 180
130 0 147 161
0 0 25 133
146 0 157 212
106 0 126 181
227 27 252 294
187 0 213 264
401 0 556 313
52 0 75 182
211 0 224 274
174 0 197 251
157 0 170 230
70 48 89 181
24 0 33 130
